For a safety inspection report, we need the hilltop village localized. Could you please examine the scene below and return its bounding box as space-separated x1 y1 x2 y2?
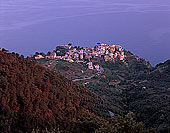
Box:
34 43 126 70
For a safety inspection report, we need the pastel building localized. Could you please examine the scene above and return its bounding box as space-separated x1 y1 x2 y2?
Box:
87 62 94 69
35 55 44 59
104 55 109 61
109 53 114 58
119 55 125 61
51 52 56 59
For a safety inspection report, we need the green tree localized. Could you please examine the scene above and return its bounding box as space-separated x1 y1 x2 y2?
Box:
94 112 157 133
34 52 39 56
40 52 46 57
47 51 51 56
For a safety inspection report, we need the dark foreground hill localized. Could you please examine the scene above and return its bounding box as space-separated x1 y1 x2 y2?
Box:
0 50 100 132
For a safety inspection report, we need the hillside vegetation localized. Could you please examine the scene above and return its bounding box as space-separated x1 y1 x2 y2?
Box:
1 48 170 132
0 49 99 132
126 59 170 132
39 49 170 132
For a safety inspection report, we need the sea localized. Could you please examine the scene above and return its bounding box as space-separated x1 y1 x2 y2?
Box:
0 0 170 66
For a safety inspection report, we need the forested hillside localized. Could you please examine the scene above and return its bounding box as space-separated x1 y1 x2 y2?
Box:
0 48 169 132
0 49 99 132
39 49 170 132
126 59 170 132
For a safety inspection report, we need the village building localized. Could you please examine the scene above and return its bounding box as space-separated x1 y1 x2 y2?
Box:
45 56 51 59
105 50 109 55
118 46 123 51
66 58 74 63
109 53 114 58
35 55 44 59
111 44 116 48
119 55 125 61
64 54 69 58
73 48 77 52
87 62 94 69
80 53 84 60
95 53 99 57
76 60 84 63
94 64 100 71
60 44 72 49
56 56 62 59
110 47 116 53
121 51 125 56
114 52 118 58
69 59 74 63
73 53 79 59
51 52 56 59
104 55 109 61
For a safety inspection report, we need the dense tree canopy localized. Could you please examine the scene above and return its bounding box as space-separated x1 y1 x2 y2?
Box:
0 50 97 132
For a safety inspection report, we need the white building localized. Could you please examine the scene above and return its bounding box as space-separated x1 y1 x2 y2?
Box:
35 55 44 59
94 64 100 71
51 52 56 59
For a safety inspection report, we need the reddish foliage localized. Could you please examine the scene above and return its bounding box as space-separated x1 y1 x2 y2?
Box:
0 50 96 132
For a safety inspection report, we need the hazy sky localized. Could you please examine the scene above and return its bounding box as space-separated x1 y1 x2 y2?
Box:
0 0 170 66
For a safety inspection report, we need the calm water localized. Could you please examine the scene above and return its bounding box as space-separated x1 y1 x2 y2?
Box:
0 0 170 66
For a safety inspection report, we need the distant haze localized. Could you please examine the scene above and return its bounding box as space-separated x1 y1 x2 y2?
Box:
0 0 170 66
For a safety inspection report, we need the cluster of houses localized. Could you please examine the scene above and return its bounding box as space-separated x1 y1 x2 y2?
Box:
34 43 126 70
